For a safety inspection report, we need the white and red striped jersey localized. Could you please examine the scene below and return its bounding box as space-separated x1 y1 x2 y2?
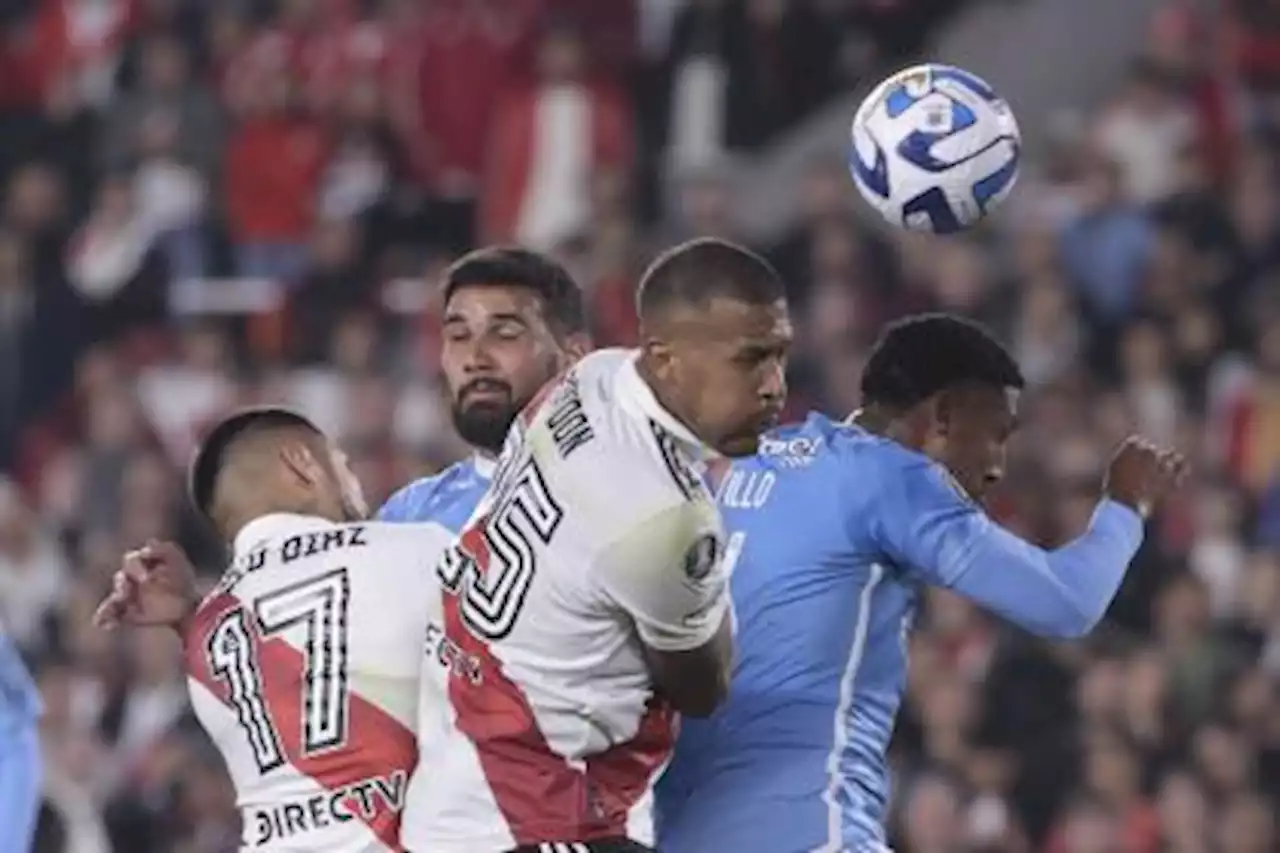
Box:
184 513 453 852
402 349 733 852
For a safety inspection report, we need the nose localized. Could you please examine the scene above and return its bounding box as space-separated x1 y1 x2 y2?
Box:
760 360 787 406
461 336 497 374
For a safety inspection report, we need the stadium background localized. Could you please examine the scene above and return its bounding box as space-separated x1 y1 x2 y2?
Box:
0 0 1278 850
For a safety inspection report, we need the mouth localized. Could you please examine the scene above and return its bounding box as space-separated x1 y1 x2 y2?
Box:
459 381 512 407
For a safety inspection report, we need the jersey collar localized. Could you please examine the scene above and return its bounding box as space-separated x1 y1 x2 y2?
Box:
616 350 717 460
232 513 336 555
471 453 497 480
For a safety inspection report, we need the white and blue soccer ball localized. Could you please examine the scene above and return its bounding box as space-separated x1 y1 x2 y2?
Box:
849 63 1021 234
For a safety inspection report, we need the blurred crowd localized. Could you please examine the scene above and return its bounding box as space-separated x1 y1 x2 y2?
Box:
2 0 1280 851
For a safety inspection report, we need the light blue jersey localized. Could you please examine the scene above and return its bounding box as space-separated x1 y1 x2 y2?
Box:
377 455 493 530
0 626 42 853
658 413 1145 853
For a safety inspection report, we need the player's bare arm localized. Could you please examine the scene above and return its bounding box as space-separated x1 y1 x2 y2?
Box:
641 614 732 718
595 498 735 718
93 539 200 634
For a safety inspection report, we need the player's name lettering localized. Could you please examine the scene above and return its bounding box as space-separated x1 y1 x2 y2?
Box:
546 376 594 459
716 470 775 510
249 769 407 847
424 621 482 684
280 526 369 564
224 526 371 588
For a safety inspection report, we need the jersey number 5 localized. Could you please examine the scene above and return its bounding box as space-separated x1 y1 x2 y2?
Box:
439 458 563 641
206 569 351 773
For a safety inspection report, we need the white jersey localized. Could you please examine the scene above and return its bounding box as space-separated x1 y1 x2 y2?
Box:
402 348 733 852
185 513 453 852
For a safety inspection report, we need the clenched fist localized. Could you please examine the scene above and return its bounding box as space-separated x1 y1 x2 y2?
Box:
1103 436 1189 519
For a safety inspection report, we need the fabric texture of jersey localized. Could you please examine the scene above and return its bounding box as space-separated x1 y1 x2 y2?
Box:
401 348 731 853
184 512 455 852
657 413 1146 853
0 623 41 853
378 454 495 532
0 625 40 737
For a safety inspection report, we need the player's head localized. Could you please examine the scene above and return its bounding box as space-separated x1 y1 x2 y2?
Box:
441 246 591 454
861 313 1025 499
636 237 792 457
190 407 368 542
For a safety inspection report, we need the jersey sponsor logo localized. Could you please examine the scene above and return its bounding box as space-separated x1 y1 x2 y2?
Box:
249 769 408 847
683 533 720 582
424 620 483 684
758 434 821 467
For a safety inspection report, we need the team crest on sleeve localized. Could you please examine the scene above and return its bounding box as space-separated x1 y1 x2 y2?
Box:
683 534 721 582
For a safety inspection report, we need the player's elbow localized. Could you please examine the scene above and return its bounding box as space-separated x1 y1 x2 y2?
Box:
666 668 730 718
642 624 733 718
1035 600 1104 640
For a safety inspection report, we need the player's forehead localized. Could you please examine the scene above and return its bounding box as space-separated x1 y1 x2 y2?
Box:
960 382 1018 427
691 295 793 346
444 284 546 325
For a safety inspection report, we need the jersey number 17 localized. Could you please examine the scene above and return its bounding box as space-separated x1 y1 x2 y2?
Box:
206 569 352 773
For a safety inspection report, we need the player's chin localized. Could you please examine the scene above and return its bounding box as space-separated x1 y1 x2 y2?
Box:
716 431 762 458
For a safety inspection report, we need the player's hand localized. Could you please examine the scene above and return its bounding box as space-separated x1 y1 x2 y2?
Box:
92 540 200 632
1103 436 1189 519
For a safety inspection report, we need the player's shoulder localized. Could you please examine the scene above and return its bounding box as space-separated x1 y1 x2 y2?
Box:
377 458 485 524
536 348 701 500
818 414 973 522
818 412 932 475
205 514 448 604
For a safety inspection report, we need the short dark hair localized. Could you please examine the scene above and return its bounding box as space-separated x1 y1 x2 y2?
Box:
860 313 1024 409
189 407 321 521
635 237 785 319
441 246 587 336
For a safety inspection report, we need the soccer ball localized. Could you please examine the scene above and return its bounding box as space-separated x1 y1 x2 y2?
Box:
848 63 1021 234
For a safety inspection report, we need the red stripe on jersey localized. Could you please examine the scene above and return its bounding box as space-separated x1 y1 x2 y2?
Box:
518 367 570 427
185 592 416 851
444 522 676 845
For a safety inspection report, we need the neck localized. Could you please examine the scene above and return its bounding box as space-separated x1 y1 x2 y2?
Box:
852 403 921 451
635 353 701 440
220 499 318 546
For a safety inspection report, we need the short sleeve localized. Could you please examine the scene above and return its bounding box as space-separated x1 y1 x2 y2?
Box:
591 498 731 653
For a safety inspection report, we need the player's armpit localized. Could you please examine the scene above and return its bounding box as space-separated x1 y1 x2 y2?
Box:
591 500 733 717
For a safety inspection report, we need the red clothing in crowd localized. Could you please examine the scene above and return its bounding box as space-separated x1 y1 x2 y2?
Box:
1045 801 1160 853
224 116 328 243
480 79 633 244
1224 382 1280 493
0 0 135 107
392 0 540 191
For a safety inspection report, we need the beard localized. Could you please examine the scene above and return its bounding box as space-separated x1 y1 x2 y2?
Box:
451 380 521 454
